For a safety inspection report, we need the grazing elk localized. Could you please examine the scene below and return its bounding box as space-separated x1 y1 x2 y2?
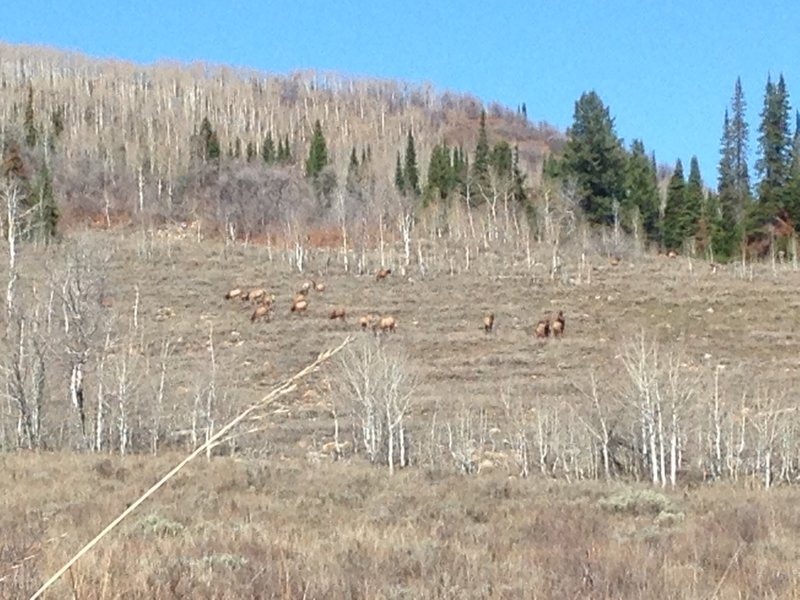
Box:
299 281 312 293
373 316 397 334
359 313 377 331
534 319 551 338
375 268 392 281
312 280 326 292
483 312 495 333
224 288 242 300
291 298 309 314
243 288 269 303
551 311 566 338
250 303 273 323
329 308 347 321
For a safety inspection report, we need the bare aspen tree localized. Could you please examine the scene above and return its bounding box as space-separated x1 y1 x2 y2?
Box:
336 338 416 473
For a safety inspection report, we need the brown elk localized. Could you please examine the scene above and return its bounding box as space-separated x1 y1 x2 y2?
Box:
291 298 309 314
243 288 271 303
224 288 242 300
551 311 565 338
375 268 392 281
483 312 495 333
359 313 377 330
312 280 326 292
251 303 273 323
373 316 397 334
534 319 550 338
299 281 312 293
329 308 347 321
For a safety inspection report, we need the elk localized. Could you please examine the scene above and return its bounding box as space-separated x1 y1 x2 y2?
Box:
534 319 550 338
359 313 377 330
299 281 312 293
329 308 347 321
483 312 495 333
251 303 273 323
375 267 392 281
224 288 242 300
291 298 309 314
243 288 270 303
312 279 326 292
373 315 397 334
551 311 566 338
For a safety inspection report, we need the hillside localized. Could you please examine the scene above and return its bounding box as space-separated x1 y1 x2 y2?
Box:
0 42 563 235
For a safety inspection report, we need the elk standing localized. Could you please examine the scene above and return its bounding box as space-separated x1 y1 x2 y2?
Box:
224 288 242 300
291 298 309 314
483 313 495 334
329 308 347 321
534 319 550 338
373 316 396 334
551 311 565 338
376 268 392 281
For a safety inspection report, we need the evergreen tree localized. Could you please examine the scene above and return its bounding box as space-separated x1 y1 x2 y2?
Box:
729 78 751 206
511 146 527 204
424 144 452 204
305 120 327 178
685 156 705 248
31 162 58 241
282 134 292 163
394 153 405 193
349 146 359 172
233 137 242 159
756 74 792 209
261 133 275 163
198 117 220 162
471 110 491 192
24 83 37 149
50 105 64 139
245 141 256 162
557 91 626 225
403 129 420 196
623 139 660 241
784 112 800 224
662 160 687 251
491 141 513 179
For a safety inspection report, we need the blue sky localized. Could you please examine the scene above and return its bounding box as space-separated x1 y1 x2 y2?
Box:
5 1 798 183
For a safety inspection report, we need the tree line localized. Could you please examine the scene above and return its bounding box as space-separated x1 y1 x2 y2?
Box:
546 75 800 261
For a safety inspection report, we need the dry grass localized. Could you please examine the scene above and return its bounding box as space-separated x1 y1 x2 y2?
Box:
3 453 800 599
5 231 800 597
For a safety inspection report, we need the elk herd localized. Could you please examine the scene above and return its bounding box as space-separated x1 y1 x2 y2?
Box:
225 268 567 341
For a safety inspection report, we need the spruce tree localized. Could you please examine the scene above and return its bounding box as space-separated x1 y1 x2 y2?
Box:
394 153 405 193
282 134 292 163
32 162 58 241
246 140 255 161
491 141 513 179
425 144 452 204
557 91 626 225
756 74 792 209
24 83 37 149
623 139 660 241
198 117 220 162
472 110 491 192
511 146 527 204
685 156 705 247
729 78 751 206
261 133 275 163
403 129 420 196
305 120 327 178
662 160 687 251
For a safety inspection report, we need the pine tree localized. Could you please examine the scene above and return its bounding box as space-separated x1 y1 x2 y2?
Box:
662 160 687 251
491 141 513 179
756 74 792 209
403 128 420 196
24 82 37 149
32 162 58 241
557 91 626 225
261 133 275 163
511 146 527 204
306 120 327 178
394 153 405 193
685 156 705 249
623 139 660 241
198 117 220 162
729 78 751 207
472 110 491 192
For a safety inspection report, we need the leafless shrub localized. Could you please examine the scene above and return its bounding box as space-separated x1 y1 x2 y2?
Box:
334 337 416 474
